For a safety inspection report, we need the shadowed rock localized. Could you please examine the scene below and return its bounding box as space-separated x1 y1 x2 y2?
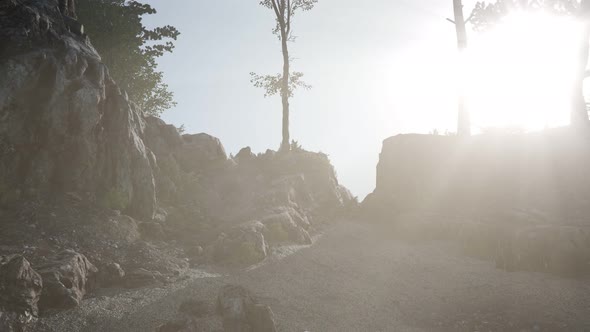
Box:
37 250 97 309
217 284 277 332
0 0 156 220
0 255 42 332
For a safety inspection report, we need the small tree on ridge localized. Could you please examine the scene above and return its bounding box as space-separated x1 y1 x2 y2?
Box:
251 0 317 152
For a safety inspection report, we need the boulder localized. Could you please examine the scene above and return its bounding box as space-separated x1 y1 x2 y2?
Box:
496 225 590 276
217 285 256 322
37 250 97 309
216 285 277 332
139 221 165 240
106 215 141 245
144 117 184 157
234 147 256 164
175 133 227 172
0 255 42 317
97 262 125 287
261 212 312 245
179 299 210 318
124 268 162 289
207 223 268 265
156 316 223 332
248 304 278 332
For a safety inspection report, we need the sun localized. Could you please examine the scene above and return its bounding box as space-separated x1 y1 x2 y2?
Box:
462 11 583 131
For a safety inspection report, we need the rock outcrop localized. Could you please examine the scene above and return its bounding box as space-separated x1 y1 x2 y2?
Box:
37 250 97 309
0 2 355 327
364 131 590 217
217 284 277 332
0 255 42 331
363 131 590 276
0 0 156 220
155 285 277 332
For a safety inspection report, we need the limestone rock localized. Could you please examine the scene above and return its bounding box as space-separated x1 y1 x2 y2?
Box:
37 250 97 309
261 211 312 245
124 268 161 289
234 147 255 164
0 0 156 220
206 224 268 265
0 255 42 318
139 221 165 240
216 285 277 332
97 262 125 287
179 299 210 318
175 133 227 172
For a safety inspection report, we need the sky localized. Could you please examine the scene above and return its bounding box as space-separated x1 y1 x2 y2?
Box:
141 0 574 199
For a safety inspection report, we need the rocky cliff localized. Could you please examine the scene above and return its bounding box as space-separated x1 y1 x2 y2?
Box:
363 130 590 276
0 1 354 328
365 130 590 219
0 0 157 220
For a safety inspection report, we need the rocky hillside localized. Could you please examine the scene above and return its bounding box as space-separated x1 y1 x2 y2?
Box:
363 130 590 277
0 1 354 330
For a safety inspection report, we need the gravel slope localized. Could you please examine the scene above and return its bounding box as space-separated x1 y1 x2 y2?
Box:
37 221 590 331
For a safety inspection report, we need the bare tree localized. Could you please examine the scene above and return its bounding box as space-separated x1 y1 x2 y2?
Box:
251 0 316 152
449 0 472 136
573 0 590 129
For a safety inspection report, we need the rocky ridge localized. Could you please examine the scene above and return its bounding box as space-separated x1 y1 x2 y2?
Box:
0 0 355 330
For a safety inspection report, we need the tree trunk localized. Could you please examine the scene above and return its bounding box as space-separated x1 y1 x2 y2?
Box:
572 2 590 129
280 25 291 151
453 0 471 136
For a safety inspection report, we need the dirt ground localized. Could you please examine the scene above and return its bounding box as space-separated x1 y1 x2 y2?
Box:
36 221 590 332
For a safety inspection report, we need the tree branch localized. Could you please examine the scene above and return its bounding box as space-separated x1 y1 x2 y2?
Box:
270 0 281 20
286 0 292 36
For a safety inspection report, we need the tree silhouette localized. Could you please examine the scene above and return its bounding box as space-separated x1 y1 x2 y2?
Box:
251 0 317 152
449 0 473 136
470 0 590 128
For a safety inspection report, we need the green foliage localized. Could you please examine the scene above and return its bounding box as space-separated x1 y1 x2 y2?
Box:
259 0 319 38
250 71 311 98
100 188 129 211
77 0 180 116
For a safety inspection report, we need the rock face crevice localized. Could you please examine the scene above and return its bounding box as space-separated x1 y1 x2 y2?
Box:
0 0 156 219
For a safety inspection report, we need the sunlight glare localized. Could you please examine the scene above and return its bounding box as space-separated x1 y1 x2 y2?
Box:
463 11 583 131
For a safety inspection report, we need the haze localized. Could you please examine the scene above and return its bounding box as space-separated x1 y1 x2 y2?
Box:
145 0 581 199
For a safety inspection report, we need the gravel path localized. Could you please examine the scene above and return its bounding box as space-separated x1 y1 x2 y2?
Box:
37 221 590 331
